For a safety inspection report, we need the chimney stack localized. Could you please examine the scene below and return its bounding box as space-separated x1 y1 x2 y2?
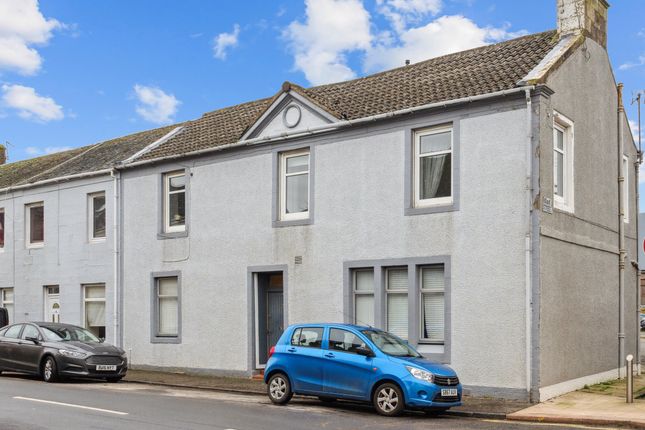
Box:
557 0 609 48
0 144 6 165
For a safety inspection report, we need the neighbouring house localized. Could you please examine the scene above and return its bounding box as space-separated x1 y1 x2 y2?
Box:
0 0 639 402
638 213 645 308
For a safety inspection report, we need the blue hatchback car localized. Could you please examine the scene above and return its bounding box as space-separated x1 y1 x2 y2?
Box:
264 323 462 416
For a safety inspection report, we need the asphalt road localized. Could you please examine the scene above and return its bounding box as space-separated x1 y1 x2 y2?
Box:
0 373 622 430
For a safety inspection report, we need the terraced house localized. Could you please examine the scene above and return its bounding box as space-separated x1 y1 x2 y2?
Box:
0 0 639 402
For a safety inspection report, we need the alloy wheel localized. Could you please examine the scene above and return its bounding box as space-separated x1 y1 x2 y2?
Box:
376 387 399 413
269 376 287 400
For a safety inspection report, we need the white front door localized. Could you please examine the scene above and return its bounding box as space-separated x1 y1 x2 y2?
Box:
45 286 60 323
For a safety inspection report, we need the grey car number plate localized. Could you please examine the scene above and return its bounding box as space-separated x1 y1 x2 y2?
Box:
441 388 457 397
96 365 117 371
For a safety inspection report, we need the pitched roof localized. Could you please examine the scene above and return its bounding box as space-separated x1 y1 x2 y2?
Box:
0 30 560 188
0 124 179 190
137 30 558 162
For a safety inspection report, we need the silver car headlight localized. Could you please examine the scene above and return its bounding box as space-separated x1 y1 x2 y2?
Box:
406 366 434 383
58 349 88 359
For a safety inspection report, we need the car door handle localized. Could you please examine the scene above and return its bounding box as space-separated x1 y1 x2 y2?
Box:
324 353 335 358
287 347 297 353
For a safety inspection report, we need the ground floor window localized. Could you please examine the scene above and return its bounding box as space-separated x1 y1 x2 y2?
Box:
386 268 408 339
345 257 450 356
83 284 105 338
153 276 180 340
1 288 13 323
353 269 374 327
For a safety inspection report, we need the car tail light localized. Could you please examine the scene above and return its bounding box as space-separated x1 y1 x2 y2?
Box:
268 346 276 358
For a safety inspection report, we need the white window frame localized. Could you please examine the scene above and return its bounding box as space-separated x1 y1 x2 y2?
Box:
0 207 5 250
279 149 310 221
88 192 107 242
82 284 106 337
352 269 374 327
25 202 44 248
414 125 453 208
1 288 14 323
553 112 574 213
623 155 629 224
163 171 186 233
385 267 408 340
419 265 445 344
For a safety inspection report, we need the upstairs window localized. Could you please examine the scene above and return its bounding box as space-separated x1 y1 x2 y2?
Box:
0 208 4 248
279 150 309 221
414 126 452 207
89 193 106 241
163 171 186 233
26 202 44 247
553 112 574 212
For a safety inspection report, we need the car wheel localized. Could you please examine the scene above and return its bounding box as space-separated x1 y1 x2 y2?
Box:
267 373 293 405
42 357 58 383
318 396 336 403
106 377 122 383
373 382 405 416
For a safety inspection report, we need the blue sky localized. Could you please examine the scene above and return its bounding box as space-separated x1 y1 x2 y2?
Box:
0 1 644 202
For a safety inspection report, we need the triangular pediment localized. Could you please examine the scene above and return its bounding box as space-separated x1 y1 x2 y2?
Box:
241 83 339 141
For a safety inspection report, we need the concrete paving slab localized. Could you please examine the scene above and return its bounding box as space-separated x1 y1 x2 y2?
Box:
508 391 645 429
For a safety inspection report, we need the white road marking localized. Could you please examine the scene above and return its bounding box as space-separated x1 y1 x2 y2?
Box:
13 396 128 415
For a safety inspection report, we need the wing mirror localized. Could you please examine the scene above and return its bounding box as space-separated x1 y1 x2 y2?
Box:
25 336 40 345
356 346 375 357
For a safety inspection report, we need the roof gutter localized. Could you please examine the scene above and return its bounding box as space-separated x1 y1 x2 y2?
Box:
0 168 114 194
120 86 536 169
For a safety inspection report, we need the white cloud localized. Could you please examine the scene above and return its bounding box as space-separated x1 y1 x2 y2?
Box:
377 0 442 34
365 15 525 71
133 84 180 124
0 0 61 75
1 84 64 122
213 24 240 60
619 54 645 71
283 0 372 85
25 145 72 156
283 0 525 85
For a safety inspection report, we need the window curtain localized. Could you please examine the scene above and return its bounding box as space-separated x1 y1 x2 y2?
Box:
422 267 444 341
85 301 105 327
421 154 447 199
158 278 178 336
387 269 408 339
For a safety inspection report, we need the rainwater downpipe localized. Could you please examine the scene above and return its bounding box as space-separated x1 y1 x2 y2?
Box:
617 84 625 378
111 169 120 347
524 87 533 397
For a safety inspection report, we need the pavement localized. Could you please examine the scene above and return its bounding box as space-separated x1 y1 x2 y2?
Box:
124 363 645 429
0 374 603 430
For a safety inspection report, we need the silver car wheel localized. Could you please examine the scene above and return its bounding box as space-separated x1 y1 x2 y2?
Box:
270 376 287 400
377 387 399 413
44 359 53 381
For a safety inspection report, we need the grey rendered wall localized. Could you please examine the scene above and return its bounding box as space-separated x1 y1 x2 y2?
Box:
0 177 116 342
120 98 532 395
538 39 640 388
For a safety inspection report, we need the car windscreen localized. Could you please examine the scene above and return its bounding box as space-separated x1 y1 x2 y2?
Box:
361 330 422 358
40 326 100 342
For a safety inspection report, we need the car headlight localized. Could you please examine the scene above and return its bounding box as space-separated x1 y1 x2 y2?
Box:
406 366 434 383
58 349 88 359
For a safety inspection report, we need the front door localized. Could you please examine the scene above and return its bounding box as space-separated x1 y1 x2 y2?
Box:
44 286 60 323
255 272 284 367
266 291 283 355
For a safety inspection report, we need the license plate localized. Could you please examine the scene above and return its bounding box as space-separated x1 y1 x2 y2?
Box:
96 365 117 371
441 388 458 397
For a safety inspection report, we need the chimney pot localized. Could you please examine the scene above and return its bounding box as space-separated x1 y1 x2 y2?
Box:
557 0 609 48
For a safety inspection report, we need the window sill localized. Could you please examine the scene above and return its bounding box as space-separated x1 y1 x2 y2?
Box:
89 238 107 244
151 336 181 344
26 243 44 250
157 230 189 240
405 203 457 216
273 217 313 228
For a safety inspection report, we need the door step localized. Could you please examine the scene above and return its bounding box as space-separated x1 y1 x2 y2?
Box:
252 370 265 381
